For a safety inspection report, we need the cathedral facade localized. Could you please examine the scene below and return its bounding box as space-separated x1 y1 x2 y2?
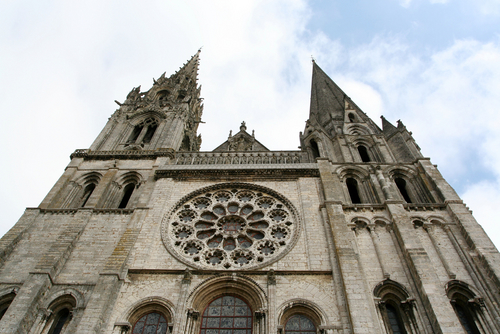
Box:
0 51 499 334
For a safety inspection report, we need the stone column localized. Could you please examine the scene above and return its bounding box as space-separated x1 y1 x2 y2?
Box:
317 159 376 334
172 269 193 334
385 202 464 333
267 269 276 334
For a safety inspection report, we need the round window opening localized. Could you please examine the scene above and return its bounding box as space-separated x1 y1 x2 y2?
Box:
162 183 300 270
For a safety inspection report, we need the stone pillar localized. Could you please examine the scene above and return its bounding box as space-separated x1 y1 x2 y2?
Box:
385 202 464 333
172 269 193 334
267 269 276 334
317 160 376 334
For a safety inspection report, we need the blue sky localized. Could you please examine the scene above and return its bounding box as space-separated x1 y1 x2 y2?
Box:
1 0 500 247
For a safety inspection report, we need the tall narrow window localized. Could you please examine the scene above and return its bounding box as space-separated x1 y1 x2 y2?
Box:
385 304 406 334
452 303 480 334
50 308 70 334
132 312 168 334
310 140 320 159
142 123 157 144
346 178 362 204
118 183 135 209
395 178 412 203
285 315 316 334
348 113 356 122
200 296 252 334
128 124 143 143
358 145 371 162
0 294 14 320
80 183 96 208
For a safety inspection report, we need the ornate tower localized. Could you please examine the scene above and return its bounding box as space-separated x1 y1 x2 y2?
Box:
0 54 499 334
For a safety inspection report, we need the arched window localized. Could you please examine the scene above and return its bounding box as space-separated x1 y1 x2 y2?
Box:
49 308 70 334
348 113 356 122
346 178 362 204
357 145 371 162
200 296 252 334
128 124 143 143
80 183 96 208
395 178 412 203
310 140 320 159
132 312 168 334
452 302 480 334
374 279 420 334
142 123 157 144
385 303 406 334
127 118 158 146
118 183 135 209
285 314 316 334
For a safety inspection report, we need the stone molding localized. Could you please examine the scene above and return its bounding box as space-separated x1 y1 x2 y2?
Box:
155 164 319 180
70 148 175 160
173 151 310 165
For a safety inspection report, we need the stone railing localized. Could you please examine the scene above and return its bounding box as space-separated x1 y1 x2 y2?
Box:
71 148 175 160
173 151 310 165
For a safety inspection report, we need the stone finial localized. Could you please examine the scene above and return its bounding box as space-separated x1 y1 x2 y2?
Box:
240 121 247 131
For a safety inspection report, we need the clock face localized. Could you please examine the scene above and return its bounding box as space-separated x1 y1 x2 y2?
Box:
161 183 301 270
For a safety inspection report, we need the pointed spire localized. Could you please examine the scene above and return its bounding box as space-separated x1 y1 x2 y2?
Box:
309 62 347 123
179 49 201 82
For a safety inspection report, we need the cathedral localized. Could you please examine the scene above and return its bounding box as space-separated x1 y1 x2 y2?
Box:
0 50 499 334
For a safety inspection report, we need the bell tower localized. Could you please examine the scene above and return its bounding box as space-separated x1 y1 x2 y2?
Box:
91 50 203 153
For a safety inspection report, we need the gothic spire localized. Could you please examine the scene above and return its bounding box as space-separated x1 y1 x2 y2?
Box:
309 61 347 127
176 49 201 82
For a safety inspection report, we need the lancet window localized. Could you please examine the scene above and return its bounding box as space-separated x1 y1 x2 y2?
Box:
132 312 168 334
126 118 159 146
357 145 371 162
200 296 252 334
346 178 362 204
118 183 136 209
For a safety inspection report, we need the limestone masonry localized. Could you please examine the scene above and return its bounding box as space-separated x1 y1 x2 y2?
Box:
1 51 499 334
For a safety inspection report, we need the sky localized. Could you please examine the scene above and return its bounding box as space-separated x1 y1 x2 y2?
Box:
1 0 500 247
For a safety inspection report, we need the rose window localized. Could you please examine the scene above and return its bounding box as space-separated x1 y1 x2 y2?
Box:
162 184 300 270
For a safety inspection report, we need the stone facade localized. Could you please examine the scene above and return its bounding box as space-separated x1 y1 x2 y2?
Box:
0 51 499 334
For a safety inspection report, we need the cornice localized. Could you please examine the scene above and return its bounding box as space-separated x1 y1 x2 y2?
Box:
70 148 175 161
154 164 319 180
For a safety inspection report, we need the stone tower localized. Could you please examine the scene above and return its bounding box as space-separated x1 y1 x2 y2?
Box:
0 53 499 334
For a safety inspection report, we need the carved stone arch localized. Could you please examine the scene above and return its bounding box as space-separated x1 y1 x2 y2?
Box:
374 279 421 334
128 110 166 122
277 298 328 329
74 171 103 186
70 172 102 208
371 216 391 226
350 216 370 231
374 278 411 300
386 167 432 204
116 171 143 186
345 124 372 135
445 280 488 334
186 273 267 313
427 216 447 226
116 296 175 331
37 292 79 334
445 280 481 300
336 167 377 204
409 216 426 228
41 288 85 310
336 166 370 180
